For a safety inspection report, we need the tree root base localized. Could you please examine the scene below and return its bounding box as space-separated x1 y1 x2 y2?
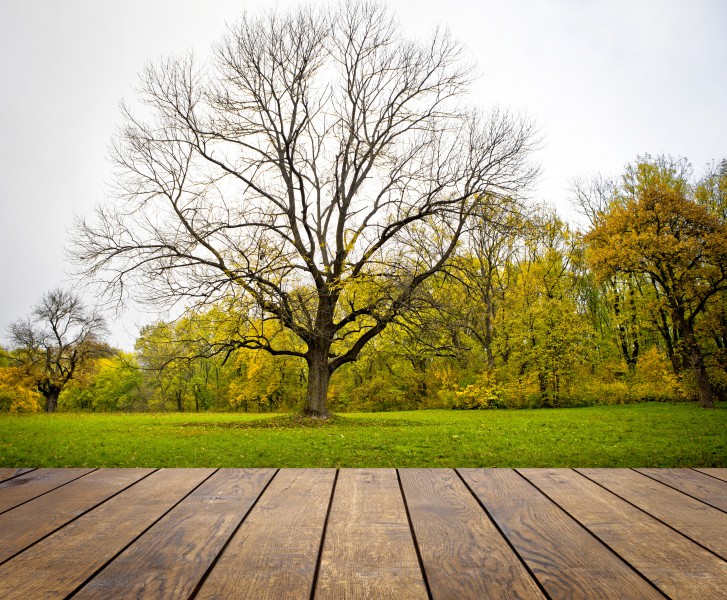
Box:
299 409 332 420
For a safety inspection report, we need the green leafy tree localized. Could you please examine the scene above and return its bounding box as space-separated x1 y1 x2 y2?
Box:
91 354 147 411
135 322 197 412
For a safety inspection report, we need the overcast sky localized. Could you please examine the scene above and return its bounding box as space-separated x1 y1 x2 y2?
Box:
1 0 725 350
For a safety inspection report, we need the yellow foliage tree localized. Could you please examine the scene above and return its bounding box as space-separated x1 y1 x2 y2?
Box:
585 158 727 407
0 367 42 413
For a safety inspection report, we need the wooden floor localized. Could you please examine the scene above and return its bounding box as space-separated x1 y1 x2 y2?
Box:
0 468 725 599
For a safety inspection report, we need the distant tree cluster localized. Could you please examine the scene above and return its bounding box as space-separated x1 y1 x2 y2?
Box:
3 155 725 413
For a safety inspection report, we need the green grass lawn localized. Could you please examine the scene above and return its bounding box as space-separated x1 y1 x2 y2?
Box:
0 402 725 468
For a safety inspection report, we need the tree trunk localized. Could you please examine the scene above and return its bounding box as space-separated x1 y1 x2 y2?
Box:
538 371 547 395
44 390 59 413
304 347 331 417
484 296 495 368
675 314 715 408
686 340 715 408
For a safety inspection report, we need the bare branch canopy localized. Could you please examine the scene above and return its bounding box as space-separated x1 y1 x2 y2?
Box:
73 0 538 415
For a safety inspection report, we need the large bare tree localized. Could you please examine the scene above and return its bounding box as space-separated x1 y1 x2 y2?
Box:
74 1 537 416
7 289 109 412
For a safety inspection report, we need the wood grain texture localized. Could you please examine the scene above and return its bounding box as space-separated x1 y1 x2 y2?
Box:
0 468 93 514
694 468 727 483
0 468 724 597
0 468 152 564
315 469 428 600
196 468 336 600
0 468 214 599
460 468 663 599
0 468 34 483
74 468 275 599
399 468 545 599
521 468 727 599
636 468 727 512
580 468 727 559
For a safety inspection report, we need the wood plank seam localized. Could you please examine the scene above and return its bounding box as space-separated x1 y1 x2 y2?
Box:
691 468 727 484
74 469 278 600
0 469 36 484
66 469 221 598
0 468 159 567
309 468 340 600
187 468 280 600
633 468 727 516
396 469 434 600
516 469 669 598
455 469 553 600
575 469 727 563
192 468 336 598
0 468 98 517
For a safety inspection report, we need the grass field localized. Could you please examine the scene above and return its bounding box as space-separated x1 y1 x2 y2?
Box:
1 402 725 468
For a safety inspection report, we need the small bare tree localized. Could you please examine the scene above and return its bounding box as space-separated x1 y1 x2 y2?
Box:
7 289 109 412
74 1 537 416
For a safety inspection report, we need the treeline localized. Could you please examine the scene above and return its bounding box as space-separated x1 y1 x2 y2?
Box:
2 155 726 412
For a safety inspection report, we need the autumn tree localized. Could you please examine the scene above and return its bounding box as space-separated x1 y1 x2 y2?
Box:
696 160 727 389
452 198 525 368
498 209 593 404
0 347 42 413
585 157 727 408
572 177 645 372
135 322 199 412
696 159 727 220
6 289 109 412
73 1 536 416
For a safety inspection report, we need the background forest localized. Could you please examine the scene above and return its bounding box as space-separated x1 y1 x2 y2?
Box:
2 155 726 414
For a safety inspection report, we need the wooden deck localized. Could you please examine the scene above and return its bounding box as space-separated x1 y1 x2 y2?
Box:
0 468 725 598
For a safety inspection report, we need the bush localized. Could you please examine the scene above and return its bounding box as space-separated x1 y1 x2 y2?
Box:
0 368 42 413
450 372 506 409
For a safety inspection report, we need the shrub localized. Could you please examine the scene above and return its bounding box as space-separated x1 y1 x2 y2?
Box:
0 368 42 413
451 372 505 409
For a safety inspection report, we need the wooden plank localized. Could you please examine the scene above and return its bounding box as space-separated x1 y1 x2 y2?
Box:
399 468 545 599
636 468 727 512
73 468 276 599
315 469 428 600
0 468 214 599
0 468 93 513
196 468 335 600
694 468 727 483
580 468 727 559
0 468 34 483
521 468 727 598
0 468 153 564
460 468 663 599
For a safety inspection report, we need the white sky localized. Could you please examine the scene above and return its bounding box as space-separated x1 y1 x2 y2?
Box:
1 0 725 350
